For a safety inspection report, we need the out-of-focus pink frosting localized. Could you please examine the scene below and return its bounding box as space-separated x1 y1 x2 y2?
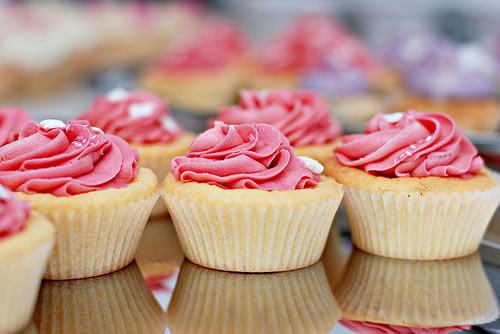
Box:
171 122 320 190
154 18 246 71
78 90 183 144
216 90 341 147
334 111 483 178
340 319 471 334
0 185 30 239
0 108 33 147
0 120 139 197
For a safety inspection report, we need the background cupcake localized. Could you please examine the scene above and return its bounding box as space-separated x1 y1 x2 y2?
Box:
215 89 342 164
162 122 343 272
0 185 55 334
168 260 340 334
325 111 500 260
79 88 194 217
0 119 158 279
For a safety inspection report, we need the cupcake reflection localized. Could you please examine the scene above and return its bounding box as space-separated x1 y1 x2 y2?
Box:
334 249 499 331
33 262 165 334
168 260 340 334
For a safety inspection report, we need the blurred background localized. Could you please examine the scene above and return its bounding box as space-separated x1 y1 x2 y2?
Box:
2 0 500 167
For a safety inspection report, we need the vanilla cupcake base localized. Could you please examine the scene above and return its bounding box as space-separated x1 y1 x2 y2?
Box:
0 212 55 334
294 139 342 166
162 174 343 272
168 260 340 334
325 160 500 260
133 134 195 218
16 168 159 280
334 250 499 327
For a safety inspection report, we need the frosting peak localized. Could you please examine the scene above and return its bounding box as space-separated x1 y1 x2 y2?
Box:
0 184 30 239
171 122 320 190
78 90 183 144
335 111 483 179
0 120 139 196
0 108 33 147
216 89 341 147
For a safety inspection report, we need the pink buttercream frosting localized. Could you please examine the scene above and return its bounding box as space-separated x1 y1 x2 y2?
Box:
0 108 33 147
78 90 183 144
171 122 320 190
340 319 471 334
335 111 483 178
0 185 30 239
216 90 341 147
0 120 139 196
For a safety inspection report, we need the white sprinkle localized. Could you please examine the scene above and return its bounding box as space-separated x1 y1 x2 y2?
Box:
298 156 324 174
128 103 156 119
0 185 9 200
39 119 66 130
160 116 178 132
91 126 104 134
229 125 236 130
107 88 129 102
383 112 404 123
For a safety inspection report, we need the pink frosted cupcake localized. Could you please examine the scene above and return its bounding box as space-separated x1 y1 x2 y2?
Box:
340 320 470 334
0 108 33 146
161 122 343 272
0 119 158 279
79 88 194 217
215 89 342 164
0 184 55 333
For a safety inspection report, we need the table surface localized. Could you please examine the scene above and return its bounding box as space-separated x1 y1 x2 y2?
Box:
24 212 500 334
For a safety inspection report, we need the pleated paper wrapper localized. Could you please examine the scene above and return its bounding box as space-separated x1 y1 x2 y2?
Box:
0 213 54 334
343 180 500 260
34 262 165 334
168 260 340 334
17 168 159 280
334 249 499 328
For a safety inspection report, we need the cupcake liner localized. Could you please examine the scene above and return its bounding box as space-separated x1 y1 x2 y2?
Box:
135 218 185 277
334 249 499 328
0 213 55 334
17 168 159 280
343 179 500 260
34 262 165 334
134 134 194 218
162 175 343 272
168 260 340 334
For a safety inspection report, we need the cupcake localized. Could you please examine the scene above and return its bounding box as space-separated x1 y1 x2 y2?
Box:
168 260 340 334
215 89 342 164
397 45 500 132
0 108 33 146
301 55 385 124
0 119 159 279
340 320 470 334
141 18 247 113
78 88 194 217
0 184 55 334
334 249 498 330
34 262 165 334
325 111 500 260
162 122 343 272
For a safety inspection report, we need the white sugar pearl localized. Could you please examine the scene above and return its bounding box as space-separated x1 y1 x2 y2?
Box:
128 103 156 119
383 112 404 123
40 119 66 130
298 156 324 174
91 126 104 134
107 88 129 102
0 185 9 200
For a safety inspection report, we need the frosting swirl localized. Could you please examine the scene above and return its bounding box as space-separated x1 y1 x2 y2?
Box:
340 320 470 334
0 108 33 147
0 120 139 196
171 122 320 190
335 111 483 179
216 90 341 147
0 184 30 239
78 89 183 144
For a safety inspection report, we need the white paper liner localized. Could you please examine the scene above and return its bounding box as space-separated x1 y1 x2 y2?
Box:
34 262 165 333
168 260 340 334
0 236 54 334
343 177 500 260
334 250 499 327
162 191 342 272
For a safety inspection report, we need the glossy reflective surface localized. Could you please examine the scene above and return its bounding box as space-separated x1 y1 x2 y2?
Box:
25 215 500 334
